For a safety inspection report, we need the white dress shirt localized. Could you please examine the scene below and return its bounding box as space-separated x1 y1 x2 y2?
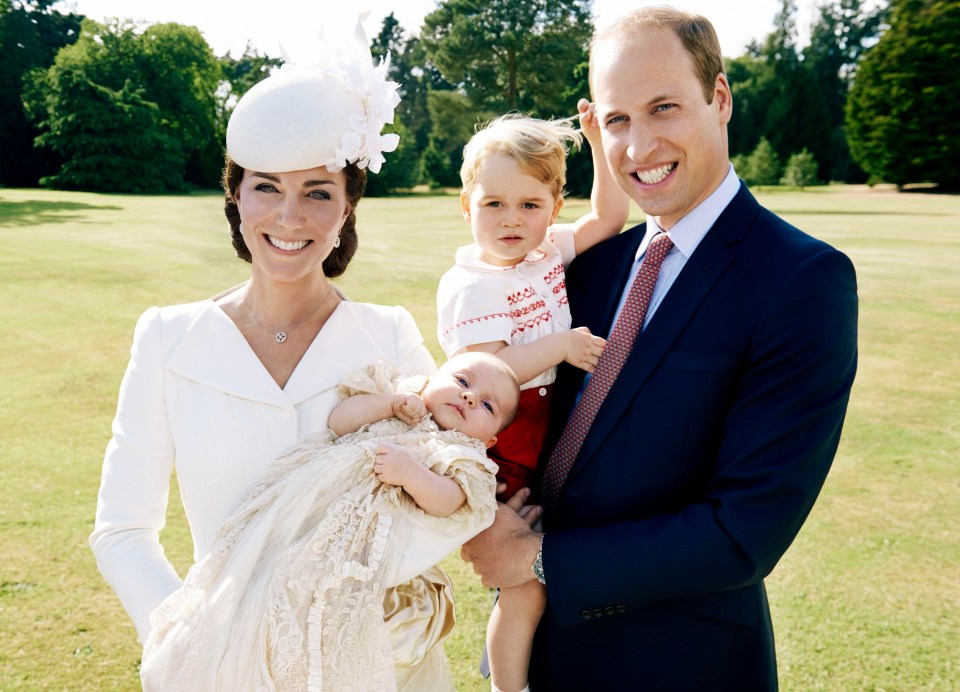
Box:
612 164 741 330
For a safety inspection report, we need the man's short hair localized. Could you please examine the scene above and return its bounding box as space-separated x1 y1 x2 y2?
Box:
590 7 725 104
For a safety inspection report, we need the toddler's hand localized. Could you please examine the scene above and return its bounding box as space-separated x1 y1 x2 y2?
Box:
578 98 602 149
392 393 427 427
564 326 606 373
373 444 420 487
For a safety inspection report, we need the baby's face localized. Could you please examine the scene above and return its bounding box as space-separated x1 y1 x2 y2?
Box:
421 354 518 446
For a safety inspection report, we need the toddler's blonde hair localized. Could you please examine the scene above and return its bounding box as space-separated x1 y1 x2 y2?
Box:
460 114 583 199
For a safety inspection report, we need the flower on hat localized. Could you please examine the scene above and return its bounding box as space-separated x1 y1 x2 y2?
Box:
331 51 402 173
226 15 403 175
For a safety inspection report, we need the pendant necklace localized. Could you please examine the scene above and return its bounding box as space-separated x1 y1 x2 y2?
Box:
243 285 335 343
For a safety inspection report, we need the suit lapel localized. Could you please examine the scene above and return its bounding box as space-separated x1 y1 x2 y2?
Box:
567 184 760 480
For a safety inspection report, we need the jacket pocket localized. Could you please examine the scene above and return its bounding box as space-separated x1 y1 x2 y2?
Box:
667 585 759 627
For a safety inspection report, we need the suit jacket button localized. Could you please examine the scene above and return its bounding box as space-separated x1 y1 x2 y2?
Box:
604 606 615 616
538 387 547 396
616 605 627 614
592 608 603 618
581 610 592 620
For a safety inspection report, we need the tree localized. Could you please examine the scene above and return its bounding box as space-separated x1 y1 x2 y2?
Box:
758 0 832 179
0 0 82 186
803 0 888 181
726 55 777 158
219 43 281 104
780 148 820 188
369 13 433 184
420 0 593 116
847 0 960 189
26 18 222 191
740 137 782 187
34 75 184 192
421 90 490 188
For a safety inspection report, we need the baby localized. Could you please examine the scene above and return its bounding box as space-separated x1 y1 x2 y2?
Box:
141 352 520 691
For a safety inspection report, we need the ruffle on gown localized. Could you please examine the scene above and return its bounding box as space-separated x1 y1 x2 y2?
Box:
141 362 498 691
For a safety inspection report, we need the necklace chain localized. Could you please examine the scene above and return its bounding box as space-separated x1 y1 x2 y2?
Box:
243 285 335 343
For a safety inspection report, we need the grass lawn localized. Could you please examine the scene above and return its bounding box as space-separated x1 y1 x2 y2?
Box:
0 184 957 689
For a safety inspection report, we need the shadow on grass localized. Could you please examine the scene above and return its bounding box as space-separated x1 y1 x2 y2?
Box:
0 199 123 227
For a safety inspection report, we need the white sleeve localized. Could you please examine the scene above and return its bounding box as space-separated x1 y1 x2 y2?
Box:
89 307 183 642
436 269 513 357
392 306 437 376
548 225 577 266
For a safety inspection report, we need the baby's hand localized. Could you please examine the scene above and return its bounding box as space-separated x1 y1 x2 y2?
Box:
564 326 606 373
373 444 421 487
578 98 602 150
392 393 427 427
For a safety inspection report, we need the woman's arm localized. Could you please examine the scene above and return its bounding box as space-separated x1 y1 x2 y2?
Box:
89 307 183 642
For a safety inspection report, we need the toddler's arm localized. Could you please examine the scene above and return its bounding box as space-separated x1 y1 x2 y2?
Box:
462 326 605 385
373 444 466 517
328 393 427 436
552 98 630 255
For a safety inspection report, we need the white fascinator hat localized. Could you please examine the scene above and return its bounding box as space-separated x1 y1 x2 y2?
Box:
226 16 400 175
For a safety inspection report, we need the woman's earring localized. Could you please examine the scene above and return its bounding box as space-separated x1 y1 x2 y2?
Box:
333 235 341 248
239 222 244 233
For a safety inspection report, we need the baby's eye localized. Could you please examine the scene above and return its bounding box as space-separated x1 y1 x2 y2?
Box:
456 376 468 387
482 401 494 413
486 201 502 208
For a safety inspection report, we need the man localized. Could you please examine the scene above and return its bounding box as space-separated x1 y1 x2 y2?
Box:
461 7 858 690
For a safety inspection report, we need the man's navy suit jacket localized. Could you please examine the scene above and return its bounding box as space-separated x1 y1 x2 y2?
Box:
530 183 858 690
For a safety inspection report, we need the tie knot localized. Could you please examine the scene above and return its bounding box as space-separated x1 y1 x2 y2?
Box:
647 231 674 260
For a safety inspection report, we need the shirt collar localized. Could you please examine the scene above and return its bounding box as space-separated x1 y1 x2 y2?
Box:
635 163 741 261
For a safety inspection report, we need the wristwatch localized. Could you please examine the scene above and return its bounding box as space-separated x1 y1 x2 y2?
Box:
532 535 546 585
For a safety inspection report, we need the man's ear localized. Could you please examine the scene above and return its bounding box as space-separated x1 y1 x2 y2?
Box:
485 435 498 449
714 73 733 125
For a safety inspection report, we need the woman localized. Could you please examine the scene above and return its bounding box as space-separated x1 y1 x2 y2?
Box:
90 24 457 688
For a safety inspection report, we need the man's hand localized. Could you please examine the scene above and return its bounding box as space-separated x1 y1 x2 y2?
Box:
461 487 544 588
373 444 422 487
391 393 427 427
563 326 606 373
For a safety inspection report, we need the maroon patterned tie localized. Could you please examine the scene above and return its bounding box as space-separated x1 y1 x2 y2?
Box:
541 232 675 511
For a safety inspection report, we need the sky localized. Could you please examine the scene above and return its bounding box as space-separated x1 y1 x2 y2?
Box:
63 0 829 61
